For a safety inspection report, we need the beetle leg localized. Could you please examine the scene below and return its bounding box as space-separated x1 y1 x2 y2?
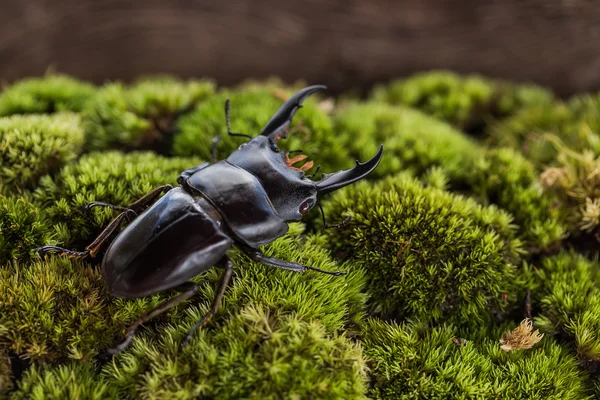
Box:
181 255 234 346
126 184 174 212
106 281 200 354
83 202 133 213
83 184 174 215
84 209 138 256
239 245 347 276
318 203 352 229
36 209 138 259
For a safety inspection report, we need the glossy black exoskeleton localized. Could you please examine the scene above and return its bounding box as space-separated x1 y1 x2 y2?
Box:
37 85 383 353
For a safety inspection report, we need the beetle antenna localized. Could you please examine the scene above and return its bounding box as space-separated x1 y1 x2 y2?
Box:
318 203 351 229
211 136 221 163
306 165 321 179
224 99 252 140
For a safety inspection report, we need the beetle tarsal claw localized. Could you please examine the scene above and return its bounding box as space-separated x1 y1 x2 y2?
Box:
285 153 314 171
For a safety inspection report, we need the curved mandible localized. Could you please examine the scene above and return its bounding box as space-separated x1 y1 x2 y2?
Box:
315 145 384 195
260 85 327 141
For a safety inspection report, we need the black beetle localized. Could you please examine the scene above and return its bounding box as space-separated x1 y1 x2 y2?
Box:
37 85 383 353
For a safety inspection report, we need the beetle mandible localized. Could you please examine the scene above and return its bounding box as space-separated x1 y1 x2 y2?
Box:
37 85 383 353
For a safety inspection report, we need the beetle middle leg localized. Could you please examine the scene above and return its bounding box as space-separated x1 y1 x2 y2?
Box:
239 244 347 276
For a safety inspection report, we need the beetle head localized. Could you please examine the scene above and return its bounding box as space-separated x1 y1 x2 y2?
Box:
226 86 383 222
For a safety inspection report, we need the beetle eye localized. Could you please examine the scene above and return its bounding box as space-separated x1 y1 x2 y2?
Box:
299 199 314 215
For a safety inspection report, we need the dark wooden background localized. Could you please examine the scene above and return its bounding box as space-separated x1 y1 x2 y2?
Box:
1 0 600 95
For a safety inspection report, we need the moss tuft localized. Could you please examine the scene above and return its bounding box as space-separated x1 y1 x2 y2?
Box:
333 103 479 181
11 362 118 400
0 195 54 263
0 348 11 397
362 318 592 399
82 77 215 152
321 173 523 324
534 252 600 362
0 75 96 117
103 306 367 399
0 113 85 194
371 71 553 132
468 147 566 251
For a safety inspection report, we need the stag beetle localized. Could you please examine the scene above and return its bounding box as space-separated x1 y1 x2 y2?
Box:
37 85 383 353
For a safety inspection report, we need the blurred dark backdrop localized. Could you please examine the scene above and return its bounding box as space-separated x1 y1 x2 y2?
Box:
2 0 600 95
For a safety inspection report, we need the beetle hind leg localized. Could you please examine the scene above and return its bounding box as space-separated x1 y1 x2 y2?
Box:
106 281 200 355
181 255 234 347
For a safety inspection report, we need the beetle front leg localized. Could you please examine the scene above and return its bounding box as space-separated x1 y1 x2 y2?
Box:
181 255 234 347
239 245 347 276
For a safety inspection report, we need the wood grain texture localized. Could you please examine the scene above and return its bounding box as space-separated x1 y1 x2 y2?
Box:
1 0 599 95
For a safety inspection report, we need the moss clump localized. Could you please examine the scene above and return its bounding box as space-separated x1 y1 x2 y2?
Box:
321 173 522 324
82 77 215 152
362 318 592 399
0 75 96 117
334 104 565 252
0 113 85 194
11 363 119 400
334 103 479 182
103 306 367 399
175 85 351 173
0 257 123 362
539 145 600 237
0 195 54 263
371 70 553 132
491 94 600 167
33 151 204 248
468 147 566 251
534 252 600 362
0 348 11 397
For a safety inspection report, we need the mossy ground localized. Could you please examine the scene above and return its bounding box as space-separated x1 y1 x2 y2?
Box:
0 71 599 398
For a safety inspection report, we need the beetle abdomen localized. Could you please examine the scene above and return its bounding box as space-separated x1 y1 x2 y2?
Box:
102 187 233 298
186 162 288 248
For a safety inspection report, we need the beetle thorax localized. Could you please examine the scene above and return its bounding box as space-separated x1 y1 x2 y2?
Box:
226 136 317 221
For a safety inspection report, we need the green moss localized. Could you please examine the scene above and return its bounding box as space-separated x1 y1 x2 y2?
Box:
321 173 523 324
11 363 118 400
333 103 479 181
371 71 553 132
175 85 351 173
103 306 367 399
491 94 600 167
362 318 592 399
2 72 600 397
0 257 124 362
0 195 54 263
468 147 566 251
333 104 565 251
33 151 204 247
0 113 85 194
0 348 11 397
82 77 215 152
534 252 600 362
0 75 96 117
